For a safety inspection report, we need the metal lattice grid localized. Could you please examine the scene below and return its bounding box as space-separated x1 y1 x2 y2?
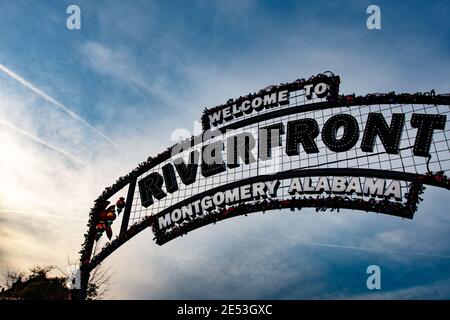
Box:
128 102 450 226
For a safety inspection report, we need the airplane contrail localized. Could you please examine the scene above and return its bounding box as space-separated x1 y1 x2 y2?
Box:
297 241 450 260
0 117 86 164
0 63 120 149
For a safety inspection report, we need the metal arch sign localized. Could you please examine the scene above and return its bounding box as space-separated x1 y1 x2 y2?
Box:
79 72 450 296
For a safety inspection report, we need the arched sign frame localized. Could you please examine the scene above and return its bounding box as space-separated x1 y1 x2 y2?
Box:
77 73 450 299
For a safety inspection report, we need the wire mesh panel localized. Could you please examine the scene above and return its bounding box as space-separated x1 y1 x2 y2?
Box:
127 101 450 227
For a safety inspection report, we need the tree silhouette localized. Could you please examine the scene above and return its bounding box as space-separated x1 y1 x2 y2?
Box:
0 264 112 300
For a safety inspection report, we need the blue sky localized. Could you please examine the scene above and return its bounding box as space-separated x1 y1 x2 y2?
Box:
0 0 450 299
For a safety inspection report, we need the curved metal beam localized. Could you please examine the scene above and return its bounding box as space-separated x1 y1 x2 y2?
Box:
86 168 446 271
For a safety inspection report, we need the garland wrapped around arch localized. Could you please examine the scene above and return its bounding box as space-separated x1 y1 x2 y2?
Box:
79 71 450 269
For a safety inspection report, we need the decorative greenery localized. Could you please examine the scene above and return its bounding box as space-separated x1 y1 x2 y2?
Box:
337 90 450 108
418 171 450 189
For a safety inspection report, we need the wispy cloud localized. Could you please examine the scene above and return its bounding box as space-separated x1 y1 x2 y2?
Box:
80 42 176 106
0 63 120 149
0 117 85 164
0 209 86 222
295 241 450 260
346 278 450 300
